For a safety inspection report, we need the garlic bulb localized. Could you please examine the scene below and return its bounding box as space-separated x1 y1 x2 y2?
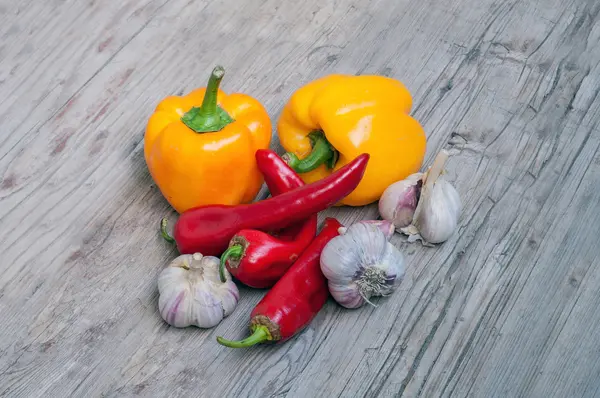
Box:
320 222 405 309
401 150 462 244
157 252 239 328
378 172 423 229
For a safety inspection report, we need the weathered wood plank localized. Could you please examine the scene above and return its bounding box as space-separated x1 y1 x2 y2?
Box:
0 0 599 396
0 0 169 166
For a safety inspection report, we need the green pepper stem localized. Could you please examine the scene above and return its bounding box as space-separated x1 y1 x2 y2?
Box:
160 218 175 243
216 325 271 348
219 245 243 282
283 131 336 173
199 65 224 115
181 65 234 133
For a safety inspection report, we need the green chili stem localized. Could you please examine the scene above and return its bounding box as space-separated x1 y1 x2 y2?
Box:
216 325 271 348
160 218 175 243
219 245 243 282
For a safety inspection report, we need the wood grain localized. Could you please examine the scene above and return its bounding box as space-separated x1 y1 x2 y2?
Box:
1 0 599 396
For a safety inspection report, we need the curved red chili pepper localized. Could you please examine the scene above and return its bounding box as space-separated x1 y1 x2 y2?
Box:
164 154 369 256
218 150 318 287
216 217 343 348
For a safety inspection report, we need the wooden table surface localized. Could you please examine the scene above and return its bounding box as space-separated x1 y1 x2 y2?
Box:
1 0 599 397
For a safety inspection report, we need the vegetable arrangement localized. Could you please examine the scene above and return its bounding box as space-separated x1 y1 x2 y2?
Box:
146 65 463 348
160 152 369 256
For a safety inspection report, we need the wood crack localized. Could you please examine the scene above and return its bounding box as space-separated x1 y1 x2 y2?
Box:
399 285 457 397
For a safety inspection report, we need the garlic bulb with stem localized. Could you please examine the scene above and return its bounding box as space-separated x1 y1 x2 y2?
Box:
401 150 462 244
157 252 239 328
320 222 405 309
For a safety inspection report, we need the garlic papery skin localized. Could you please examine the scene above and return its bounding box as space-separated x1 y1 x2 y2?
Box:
320 222 405 309
411 177 461 243
339 220 396 240
378 172 423 229
401 150 462 244
157 253 239 328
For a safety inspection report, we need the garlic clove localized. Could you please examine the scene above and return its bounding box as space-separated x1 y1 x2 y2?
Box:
378 173 423 229
413 178 461 244
206 256 239 317
328 282 364 309
378 243 406 288
192 288 227 329
354 223 390 266
157 274 190 327
320 232 365 285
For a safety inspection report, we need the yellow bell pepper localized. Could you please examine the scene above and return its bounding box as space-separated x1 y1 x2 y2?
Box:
144 66 272 213
277 73 427 206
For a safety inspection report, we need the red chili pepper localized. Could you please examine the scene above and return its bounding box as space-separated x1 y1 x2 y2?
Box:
161 153 369 256
254 149 309 240
219 215 317 287
218 150 318 287
216 217 343 348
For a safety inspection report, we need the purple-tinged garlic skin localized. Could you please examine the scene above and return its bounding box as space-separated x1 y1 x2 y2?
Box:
356 220 395 240
157 253 239 328
339 220 396 241
320 222 405 309
378 173 423 229
328 282 364 309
